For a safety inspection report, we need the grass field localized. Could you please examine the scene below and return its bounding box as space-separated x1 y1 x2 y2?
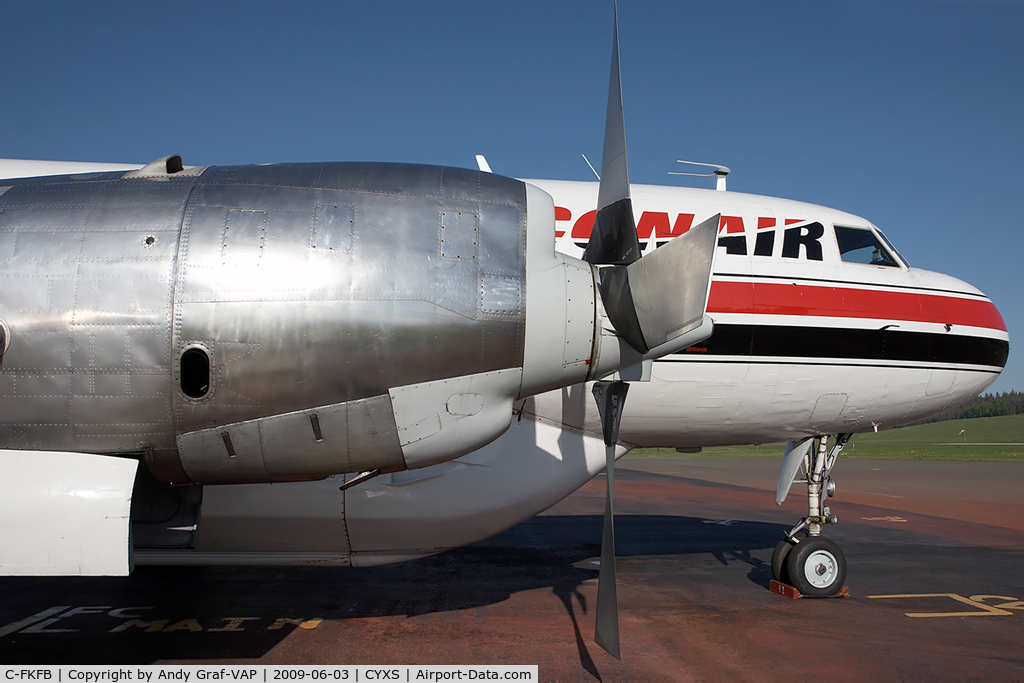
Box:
854 414 1024 445
627 414 1024 462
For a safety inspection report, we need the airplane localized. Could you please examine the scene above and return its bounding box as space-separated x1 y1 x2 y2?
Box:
0 6 1008 661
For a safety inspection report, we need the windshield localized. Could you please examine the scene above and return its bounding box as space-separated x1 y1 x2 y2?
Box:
874 227 910 267
834 225 901 268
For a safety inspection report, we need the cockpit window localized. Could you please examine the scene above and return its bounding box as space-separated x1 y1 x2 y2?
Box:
834 225 900 267
875 228 910 267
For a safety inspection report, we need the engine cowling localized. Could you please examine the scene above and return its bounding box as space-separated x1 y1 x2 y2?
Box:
0 161 675 485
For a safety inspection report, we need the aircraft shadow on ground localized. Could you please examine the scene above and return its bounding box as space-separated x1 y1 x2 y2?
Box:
0 515 785 665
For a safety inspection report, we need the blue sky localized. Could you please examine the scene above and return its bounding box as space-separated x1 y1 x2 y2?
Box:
1 0 1020 392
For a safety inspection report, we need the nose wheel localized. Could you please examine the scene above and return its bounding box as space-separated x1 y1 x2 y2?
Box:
771 537 796 585
772 434 851 597
779 535 847 597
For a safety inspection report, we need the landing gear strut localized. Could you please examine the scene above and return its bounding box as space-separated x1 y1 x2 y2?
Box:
772 434 850 597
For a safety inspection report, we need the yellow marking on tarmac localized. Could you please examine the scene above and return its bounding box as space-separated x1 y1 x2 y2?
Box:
970 595 1024 611
862 516 907 522
4 606 329 636
0 607 71 638
268 618 303 630
209 617 260 632
110 619 168 633
268 617 324 630
107 607 153 619
164 619 203 632
20 618 77 633
868 593 1017 617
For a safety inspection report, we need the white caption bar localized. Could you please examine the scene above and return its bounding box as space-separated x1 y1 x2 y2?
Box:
0 666 538 683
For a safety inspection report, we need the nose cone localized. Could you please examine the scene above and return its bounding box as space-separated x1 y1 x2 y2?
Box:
908 266 1009 356
896 267 1009 424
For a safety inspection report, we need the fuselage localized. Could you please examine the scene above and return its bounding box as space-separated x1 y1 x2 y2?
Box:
527 178 1008 446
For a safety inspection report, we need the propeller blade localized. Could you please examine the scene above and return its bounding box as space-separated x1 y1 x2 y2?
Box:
583 3 640 267
580 5 718 357
600 213 720 354
592 380 629 660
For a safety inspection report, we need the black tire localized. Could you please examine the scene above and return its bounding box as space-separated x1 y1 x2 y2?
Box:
771 538 797 584
785 535 847 597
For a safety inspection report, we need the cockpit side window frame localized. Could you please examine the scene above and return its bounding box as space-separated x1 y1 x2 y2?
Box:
873 226 910 268
833 224 904 270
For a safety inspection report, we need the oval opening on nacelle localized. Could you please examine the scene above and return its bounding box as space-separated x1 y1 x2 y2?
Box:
180 347 211 399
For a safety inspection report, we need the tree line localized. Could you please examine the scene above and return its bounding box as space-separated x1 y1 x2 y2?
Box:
911 390 1024 424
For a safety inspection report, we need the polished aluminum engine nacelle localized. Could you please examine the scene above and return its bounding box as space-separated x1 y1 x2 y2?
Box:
0 161 619 485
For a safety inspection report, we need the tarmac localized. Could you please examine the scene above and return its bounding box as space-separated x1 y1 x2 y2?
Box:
1 456 1022 681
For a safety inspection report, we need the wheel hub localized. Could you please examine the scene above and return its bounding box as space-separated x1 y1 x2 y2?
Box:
803 550 838 588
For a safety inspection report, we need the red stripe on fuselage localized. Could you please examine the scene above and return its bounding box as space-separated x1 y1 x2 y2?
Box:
707 281 1007 331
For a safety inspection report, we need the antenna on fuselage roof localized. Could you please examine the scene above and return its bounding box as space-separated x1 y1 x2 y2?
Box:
669 159 730 191
474 155 493 173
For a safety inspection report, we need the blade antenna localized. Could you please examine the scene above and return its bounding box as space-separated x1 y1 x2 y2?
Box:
669 160 731 191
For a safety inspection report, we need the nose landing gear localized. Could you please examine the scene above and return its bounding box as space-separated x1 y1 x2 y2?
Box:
772 434 851 597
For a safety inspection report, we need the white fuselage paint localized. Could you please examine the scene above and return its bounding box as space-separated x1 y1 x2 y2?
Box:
527 179 1007 447
1 162 1004 566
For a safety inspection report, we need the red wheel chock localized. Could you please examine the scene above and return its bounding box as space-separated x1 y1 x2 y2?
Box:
770 579 850 599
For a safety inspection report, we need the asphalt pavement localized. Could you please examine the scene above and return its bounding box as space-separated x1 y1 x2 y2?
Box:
1 457 1021 681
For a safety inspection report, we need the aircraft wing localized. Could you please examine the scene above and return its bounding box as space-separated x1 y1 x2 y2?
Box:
0 159 141 180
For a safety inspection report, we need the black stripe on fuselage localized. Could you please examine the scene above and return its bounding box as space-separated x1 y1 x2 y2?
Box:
675 324 1009 368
